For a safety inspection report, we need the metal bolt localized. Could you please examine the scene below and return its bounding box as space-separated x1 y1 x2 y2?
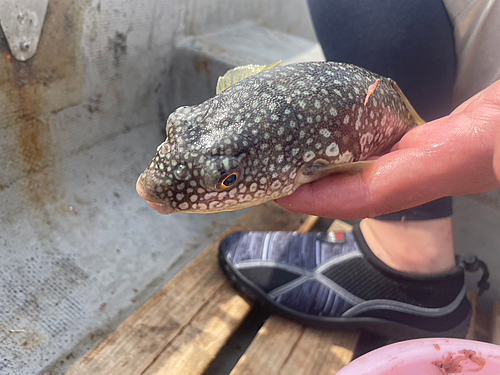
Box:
19 41 30 52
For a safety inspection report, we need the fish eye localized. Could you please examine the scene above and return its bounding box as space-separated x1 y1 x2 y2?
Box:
218 172 240 190
174 165 189 180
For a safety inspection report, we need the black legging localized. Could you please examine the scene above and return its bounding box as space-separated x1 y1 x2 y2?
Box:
308 0 456 221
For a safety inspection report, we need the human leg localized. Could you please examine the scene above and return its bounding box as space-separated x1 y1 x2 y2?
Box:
218 0 481 339
308 0 457 274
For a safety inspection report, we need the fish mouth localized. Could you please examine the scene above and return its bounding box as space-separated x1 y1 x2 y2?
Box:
136 175 175 215
144 201 175 215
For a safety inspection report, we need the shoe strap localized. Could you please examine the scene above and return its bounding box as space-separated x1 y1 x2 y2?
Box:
459 254 490 296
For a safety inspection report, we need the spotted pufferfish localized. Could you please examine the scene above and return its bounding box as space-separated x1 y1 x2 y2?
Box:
136 61 424 214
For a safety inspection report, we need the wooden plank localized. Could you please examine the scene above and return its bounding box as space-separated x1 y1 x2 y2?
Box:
140 213 318 375
466 292 492 343
231 317 359 375
142 282 251 375
230 221 359 375
473 311 491 343
229 316 305 375
67 203 309 375
466 292 478 340
296 216 319 233
279 328 360 375
330 220 354 233
141 214 318 375
492 302 500 345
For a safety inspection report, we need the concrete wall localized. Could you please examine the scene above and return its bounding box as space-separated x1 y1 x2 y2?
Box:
0 1 319 374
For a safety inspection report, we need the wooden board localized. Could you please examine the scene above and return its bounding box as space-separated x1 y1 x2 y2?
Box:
229 315 305 375
492 302 500 345
141 215 319 375
466 292 478 340
230 316 359 375
465 292 492 343
278 327 359 375
230 221 360 375
67 203 309 375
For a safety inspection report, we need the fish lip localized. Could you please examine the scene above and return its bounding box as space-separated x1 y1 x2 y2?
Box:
146 201 175 215
136 175 176 214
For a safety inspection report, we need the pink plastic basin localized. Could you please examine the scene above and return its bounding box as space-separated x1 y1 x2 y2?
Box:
337 338 500 375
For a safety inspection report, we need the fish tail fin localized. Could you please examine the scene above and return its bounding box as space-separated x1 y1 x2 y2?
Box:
389 79 426 126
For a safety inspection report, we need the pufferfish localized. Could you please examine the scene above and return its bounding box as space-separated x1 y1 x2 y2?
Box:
136 61 424 214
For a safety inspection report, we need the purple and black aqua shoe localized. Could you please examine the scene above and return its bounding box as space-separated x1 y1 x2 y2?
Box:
219 225 489 340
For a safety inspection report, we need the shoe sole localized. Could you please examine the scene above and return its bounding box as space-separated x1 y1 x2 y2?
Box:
219 252 472 341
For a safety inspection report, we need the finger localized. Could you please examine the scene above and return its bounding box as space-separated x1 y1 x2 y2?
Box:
494 130 500 183
277 136 498 219
392 115 453 151
276 148 438 219
277 82 500 220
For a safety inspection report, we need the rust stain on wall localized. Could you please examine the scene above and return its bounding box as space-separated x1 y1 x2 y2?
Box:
6 59 53 209
17 116 48 174
16 116 53 209
0 55 54 209
0 0 85 210
193 54 212 89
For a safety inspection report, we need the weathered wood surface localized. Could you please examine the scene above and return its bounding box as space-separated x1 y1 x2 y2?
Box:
67 203 309 375
230 220 360 375
68 213 500 375
230 315 359 375
141 215 318 375
467 292 478 340
492 302 500 345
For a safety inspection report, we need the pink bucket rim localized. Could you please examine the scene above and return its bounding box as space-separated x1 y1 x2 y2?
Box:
337 338 500 375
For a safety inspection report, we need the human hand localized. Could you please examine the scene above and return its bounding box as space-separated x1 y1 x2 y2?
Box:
276 80 500 219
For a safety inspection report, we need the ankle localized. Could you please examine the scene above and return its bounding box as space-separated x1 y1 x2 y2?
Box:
360 217 456 274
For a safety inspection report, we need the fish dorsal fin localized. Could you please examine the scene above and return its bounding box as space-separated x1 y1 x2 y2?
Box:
295 160 375 185
389 79 426 126
216 61 281 95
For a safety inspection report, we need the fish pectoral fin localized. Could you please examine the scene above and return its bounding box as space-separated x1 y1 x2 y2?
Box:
389 79 426 126
216 61 281 95
295 160 375 185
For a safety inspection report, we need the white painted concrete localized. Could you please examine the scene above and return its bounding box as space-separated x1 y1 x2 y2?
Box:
0 1 321 374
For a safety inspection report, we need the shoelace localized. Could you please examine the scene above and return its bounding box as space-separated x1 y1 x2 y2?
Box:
460 254 490 297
